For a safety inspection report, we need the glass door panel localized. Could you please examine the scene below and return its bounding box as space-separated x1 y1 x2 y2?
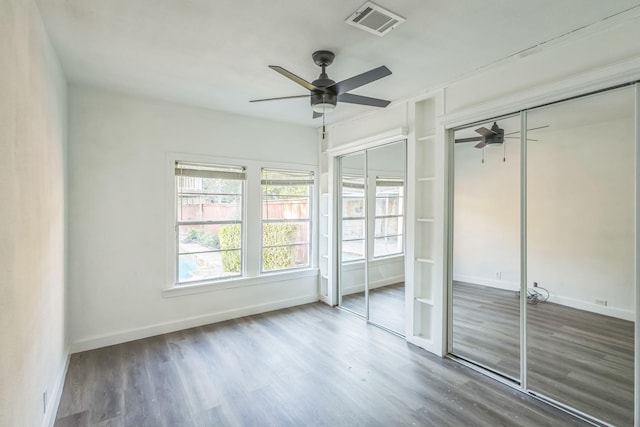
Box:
526 87 635 426
451 114 522 380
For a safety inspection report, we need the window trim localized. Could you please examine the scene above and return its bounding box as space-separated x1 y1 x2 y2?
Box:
372 179 405 258
166 152 318 293
260 167 314 274
175 161 246 284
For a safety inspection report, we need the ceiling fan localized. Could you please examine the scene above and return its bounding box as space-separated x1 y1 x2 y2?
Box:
250 50 392 118
454 122 549 148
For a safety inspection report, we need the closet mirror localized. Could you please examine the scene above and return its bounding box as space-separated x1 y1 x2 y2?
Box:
339 152 367 317
526 87 635 426
451 114 521 380
367 142 406 333
337 141 407 334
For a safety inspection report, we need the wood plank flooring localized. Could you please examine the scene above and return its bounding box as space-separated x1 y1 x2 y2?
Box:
452 281 634 427
55 302 588 427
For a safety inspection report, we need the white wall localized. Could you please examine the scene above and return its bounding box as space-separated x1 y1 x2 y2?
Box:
452 135 521 291
68 86 318 351
329 102 408 149
0 1 68 426
528 115 635 319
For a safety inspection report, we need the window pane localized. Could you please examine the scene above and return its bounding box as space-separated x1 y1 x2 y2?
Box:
261 168 313 273
178 195 242 222
262 197 309 220
375 194 404 216
178 224 242 254
262 184 311 197
374 236 403 257
175 161 244 284
262 222 309 246
342 219 364 240
342 239 365 261
374 217 403 238
178 250 241 283
262 244 309 271
177 176 243 195
342 195 364 218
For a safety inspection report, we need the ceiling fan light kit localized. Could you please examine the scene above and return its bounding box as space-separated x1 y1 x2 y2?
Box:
250 50 392 118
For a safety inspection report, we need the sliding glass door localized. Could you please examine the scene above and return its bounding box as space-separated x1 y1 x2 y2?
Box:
338 140 407 334
449 85 636 426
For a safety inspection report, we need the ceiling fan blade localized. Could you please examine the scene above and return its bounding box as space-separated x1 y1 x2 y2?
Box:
269 66 317 91
504 125 550 136
331 65 392 95
313 111 323 119
250 94 310 103
455 137 483 143
475 126 497 137
474 141 487 149
338 93 390 108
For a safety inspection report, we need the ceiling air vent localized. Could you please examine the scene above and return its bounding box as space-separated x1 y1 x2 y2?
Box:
346 2 405 37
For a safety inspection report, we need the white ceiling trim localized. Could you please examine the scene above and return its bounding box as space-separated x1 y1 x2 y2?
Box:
440 57 640 129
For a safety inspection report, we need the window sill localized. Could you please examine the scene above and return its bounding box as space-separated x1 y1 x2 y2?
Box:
162 268 320 298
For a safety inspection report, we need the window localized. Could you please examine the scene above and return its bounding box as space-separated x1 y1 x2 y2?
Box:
175 162 245 284
374 177 404 257
261 168 313 272
341 174 366 261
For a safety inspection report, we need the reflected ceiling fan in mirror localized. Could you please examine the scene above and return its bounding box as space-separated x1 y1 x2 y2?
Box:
250 50 392 119
454 122 549 163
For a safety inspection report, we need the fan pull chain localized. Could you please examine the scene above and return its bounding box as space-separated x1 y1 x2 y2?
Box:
482 147 485 164
503 141 506 162
322 103 326 140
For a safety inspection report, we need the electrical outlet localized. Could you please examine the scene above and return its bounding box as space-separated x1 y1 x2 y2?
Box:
43 390 47 414
533 282 538 287
595 299 608 307
495 272 502 280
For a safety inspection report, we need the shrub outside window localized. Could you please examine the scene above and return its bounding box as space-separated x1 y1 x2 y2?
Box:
175 162 244 284
261 168 313 272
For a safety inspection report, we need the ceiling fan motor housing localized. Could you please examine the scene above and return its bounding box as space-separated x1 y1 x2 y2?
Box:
311 73 337 110
487 128 505 145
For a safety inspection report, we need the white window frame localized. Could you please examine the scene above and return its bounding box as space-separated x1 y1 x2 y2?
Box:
260 168 314 273
174 161 246 285
164 153 319 296
372 176 404 258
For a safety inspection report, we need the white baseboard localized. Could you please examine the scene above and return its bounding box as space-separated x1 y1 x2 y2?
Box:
43 350 70 427
70 294 319 353
548 294 634 322
454 274 635 321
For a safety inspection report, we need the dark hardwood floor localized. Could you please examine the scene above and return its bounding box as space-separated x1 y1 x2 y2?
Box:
55 302 589 427
341 282 405 334
452 281 634 427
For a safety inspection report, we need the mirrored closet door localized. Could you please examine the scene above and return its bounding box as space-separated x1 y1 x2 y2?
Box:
526 87 635 427
449 85 636 426
451 114 522 380
338 140 407 335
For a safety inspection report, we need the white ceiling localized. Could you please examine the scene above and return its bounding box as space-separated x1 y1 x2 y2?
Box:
36 0 640 128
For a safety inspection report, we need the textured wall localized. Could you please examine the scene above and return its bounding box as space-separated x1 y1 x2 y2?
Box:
0 0 68 426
